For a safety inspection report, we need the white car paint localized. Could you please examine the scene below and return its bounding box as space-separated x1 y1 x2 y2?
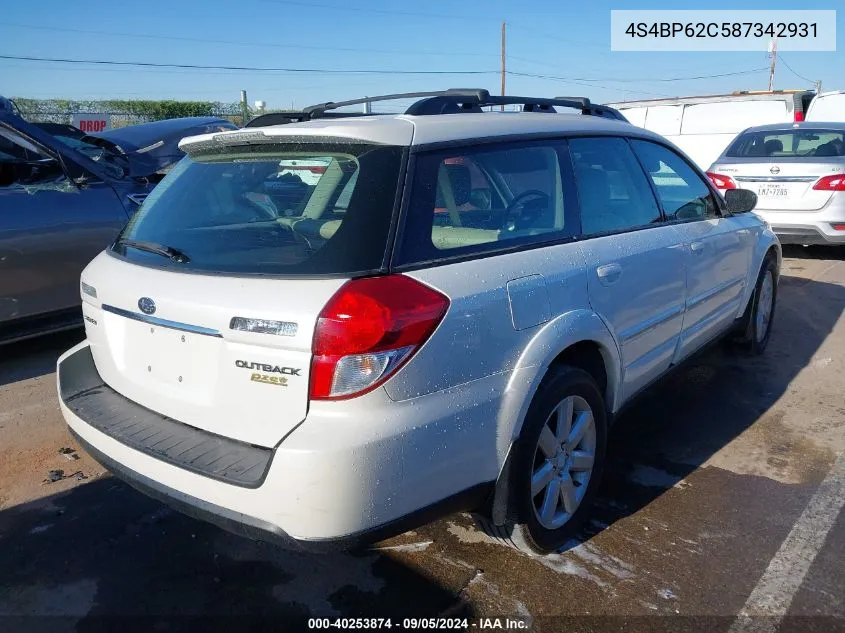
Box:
57 109 780 547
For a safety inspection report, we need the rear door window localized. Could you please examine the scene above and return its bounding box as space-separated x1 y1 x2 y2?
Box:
631 140 719 221
113 141 404 276
396 141 577 264
568 137 662 235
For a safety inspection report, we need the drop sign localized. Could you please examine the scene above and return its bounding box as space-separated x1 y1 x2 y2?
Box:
72 114 111 133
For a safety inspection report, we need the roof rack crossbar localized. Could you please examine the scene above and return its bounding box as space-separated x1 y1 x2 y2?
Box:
405 94 624 118
303 89 490 117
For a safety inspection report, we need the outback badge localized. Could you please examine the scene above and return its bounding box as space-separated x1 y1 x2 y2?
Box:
236 360 300 387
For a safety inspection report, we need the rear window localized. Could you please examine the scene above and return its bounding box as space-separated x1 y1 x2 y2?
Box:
726 129 845 158
112 141 404 276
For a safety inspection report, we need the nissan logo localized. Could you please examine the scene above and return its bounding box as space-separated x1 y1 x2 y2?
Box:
138 297 156 315
770 166 781 175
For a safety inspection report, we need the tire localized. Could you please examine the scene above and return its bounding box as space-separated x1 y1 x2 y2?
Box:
475 366 608 555
735 253 778 355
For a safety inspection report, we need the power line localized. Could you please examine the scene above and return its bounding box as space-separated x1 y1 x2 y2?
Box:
260 0 491 22
0 53 770 84
0 54 496 75
508 68 769 84
507 73 672 98
0 21 496 58
506 24 607 50
778 55 816 85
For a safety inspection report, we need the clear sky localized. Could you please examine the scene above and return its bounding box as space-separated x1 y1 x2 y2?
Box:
1 0 842 110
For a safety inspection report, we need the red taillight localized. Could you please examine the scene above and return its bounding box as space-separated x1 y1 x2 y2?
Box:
812 175 845 191
832 223 845 231
310 275 449 400
794 111 806 122
706 172 738 190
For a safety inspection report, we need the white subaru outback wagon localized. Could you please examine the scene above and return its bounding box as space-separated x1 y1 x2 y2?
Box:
57 90 780 554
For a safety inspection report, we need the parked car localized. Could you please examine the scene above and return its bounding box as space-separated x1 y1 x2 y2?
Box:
0 107 237 343
56 89 779 554
707 121 845 245
607 90 815 170
805 91 845 122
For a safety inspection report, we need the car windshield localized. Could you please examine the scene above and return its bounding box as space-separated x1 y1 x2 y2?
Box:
726 129 845 158
35 125 128 177
112 140 403 276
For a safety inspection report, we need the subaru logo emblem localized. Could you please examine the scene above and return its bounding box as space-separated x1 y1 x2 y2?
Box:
770 165 780 175
138 297 156 315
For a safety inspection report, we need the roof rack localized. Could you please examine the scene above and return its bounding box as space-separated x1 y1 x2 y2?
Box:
300 89 628 121
244 110 370 128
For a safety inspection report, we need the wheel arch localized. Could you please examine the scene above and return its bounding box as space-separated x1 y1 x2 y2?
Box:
737 229 782 319
485 311 619 526
494 309 621 466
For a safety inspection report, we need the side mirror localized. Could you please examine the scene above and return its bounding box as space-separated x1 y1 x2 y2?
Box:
725 188 757 214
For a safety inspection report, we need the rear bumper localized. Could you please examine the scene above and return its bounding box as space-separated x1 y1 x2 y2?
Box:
753 209 845 245
768 225 845 245
57 341 501 548
68 426 489 551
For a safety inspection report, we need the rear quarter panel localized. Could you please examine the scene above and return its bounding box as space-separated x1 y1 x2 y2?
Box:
388 242 622 465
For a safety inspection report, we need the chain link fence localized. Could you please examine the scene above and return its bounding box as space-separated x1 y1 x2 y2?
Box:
12 99 251 128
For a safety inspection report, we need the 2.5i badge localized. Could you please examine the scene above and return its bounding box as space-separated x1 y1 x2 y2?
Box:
250 373 288 387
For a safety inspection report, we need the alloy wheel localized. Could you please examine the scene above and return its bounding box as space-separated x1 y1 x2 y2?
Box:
530 395 597 530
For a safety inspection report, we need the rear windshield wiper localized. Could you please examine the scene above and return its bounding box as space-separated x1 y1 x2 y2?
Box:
114 238 190 263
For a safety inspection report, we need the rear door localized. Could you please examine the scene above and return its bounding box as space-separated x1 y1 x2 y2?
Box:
569 137 687 402
631 139 753 360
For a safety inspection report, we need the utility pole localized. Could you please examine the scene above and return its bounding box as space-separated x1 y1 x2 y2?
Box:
501 21 506 111
240 90 249 125
815 79 823 94
365 98 372 114
767 38 778 91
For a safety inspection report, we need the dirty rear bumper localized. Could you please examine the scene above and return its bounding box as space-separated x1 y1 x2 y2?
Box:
69 426 490 552
67 426 308 548
57 341 495 550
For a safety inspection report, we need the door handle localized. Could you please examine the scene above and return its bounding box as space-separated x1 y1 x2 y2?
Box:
690 241 706 254
596 263 622 285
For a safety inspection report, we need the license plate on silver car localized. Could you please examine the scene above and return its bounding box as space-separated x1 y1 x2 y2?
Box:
758 184 789 198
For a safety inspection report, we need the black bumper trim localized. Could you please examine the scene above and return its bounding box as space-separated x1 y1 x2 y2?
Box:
58 345 274 488
70 427 492 552
771 226 842 245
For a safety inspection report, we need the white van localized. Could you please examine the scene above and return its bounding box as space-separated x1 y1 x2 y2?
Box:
607 91 815 169
805 91 845 122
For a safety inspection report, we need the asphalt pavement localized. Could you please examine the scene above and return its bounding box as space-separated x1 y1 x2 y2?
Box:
1 245 843 633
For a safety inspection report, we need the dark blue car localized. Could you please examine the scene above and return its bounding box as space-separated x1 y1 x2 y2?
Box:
0 105 236 343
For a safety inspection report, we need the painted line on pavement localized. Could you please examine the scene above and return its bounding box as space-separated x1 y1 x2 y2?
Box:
729 452 845 633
